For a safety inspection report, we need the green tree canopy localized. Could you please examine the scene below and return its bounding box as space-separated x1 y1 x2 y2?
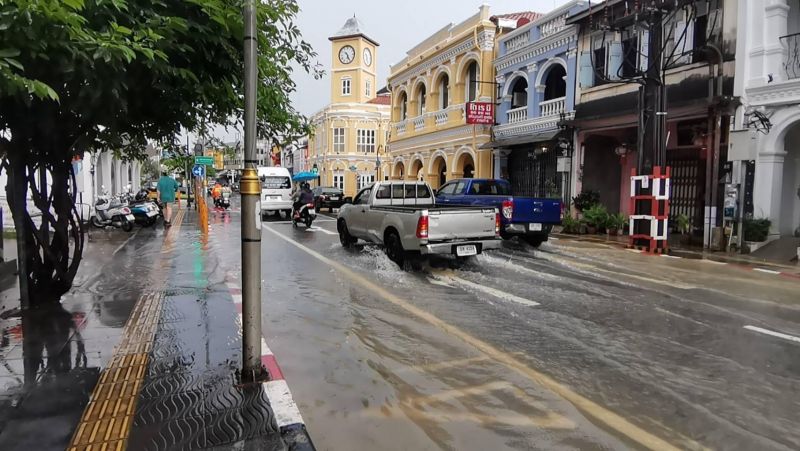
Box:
0 0 321 306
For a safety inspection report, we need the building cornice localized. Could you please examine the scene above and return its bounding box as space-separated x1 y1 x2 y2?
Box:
745 79 800 106
494 111 575 139
494 29 577 72
389 124 491 152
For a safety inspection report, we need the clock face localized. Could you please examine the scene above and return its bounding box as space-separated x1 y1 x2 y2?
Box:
363 48 372 66
339 45 355 64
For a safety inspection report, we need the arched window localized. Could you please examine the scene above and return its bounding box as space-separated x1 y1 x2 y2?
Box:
510 77 528 109
438 74 449 110
466 62 479 102
399 92 408 120
417 84 426 115
543 65 567 101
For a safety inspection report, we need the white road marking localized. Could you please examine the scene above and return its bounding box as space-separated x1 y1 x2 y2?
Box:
263 380 305 426
660 254 682 259
743 325 800 344
753 268 781 275
430 273 540 307
305 226 337 235
700 259 728 265
263 225 692 451
112 229 140 256
266 218 336 224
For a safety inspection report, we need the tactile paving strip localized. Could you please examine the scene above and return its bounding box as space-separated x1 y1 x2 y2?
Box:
69 210 185 450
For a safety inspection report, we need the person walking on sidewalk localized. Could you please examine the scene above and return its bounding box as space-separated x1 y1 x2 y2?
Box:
157 173 179 227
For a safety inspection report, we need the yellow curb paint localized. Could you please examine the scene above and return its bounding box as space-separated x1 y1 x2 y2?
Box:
69 210 184 449
264 225 709 451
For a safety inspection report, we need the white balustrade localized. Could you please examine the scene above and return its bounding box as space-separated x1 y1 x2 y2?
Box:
413 116 425 131
506 106 528 124
505 31 530 53
539 97 565 117
435 110 449 126
540 13 567 38
395 120 407 135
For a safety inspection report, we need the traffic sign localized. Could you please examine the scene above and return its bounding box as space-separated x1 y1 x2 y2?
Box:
192 164 206 178
194 155 213 165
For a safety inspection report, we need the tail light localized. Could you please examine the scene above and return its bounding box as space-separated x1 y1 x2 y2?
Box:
501 199 513 220
121 207 131 214
306 203 314 208
495 213 501 237
416 214 429 239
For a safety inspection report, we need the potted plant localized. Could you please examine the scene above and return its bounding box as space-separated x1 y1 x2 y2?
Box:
582 204 608 234
606 213 626 236
743 218 771 242
561 215 581 234
572 190 600 213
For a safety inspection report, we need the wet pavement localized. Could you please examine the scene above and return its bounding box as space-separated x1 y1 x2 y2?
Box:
200 207 800 451
1 198 799 450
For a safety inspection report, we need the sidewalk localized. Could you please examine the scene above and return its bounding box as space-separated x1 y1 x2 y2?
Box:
552 232 800 278
68 209 313 450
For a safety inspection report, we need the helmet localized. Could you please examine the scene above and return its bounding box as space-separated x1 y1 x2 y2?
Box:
302 182 310 189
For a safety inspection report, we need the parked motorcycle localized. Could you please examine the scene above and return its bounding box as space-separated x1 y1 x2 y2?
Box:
292 203 316 228
92 194 135 232
129 189 162 227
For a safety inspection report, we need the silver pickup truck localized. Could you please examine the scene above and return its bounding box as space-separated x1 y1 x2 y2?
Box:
337 181 501 266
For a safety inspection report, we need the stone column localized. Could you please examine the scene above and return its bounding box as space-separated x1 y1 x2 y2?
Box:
493 148 510 179
754 147 787 236
764 0 790 82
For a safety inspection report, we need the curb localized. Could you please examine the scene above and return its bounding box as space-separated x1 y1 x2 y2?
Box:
226 277 316 451
551 233 800 281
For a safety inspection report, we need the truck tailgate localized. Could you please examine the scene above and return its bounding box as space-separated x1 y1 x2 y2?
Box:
427 208 497 241
511 198 561 224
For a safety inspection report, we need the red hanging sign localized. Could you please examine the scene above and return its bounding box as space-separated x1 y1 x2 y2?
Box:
465 102 494 125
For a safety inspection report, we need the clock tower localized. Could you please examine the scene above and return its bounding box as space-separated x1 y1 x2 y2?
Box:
329 16 379 104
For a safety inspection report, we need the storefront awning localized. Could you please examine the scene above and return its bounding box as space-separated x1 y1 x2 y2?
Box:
480 129 561 149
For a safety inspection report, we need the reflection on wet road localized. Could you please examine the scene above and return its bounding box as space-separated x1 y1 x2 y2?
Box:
217 210 800 450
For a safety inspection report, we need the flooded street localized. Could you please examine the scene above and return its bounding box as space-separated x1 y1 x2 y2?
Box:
204 210 800 451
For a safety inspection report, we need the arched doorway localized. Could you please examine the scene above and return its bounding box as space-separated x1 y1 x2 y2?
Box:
393 161 405 180
543 64 567 101
410 159 424 181
456 152 476 179
431 156 447 189
464 61 479 102
437 73 450 110
510 77 528 109
780 123 800 236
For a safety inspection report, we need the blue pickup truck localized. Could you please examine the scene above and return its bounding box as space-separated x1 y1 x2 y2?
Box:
435 178 561 247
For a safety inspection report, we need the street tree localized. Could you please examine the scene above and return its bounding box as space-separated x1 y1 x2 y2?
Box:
0 0 321 307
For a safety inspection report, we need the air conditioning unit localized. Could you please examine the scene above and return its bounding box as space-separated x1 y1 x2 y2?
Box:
512 92 527 108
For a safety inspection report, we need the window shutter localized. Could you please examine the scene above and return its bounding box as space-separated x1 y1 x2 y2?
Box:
638 29 650 72
607 41 623 80
579 51 594 88
674 11 694 65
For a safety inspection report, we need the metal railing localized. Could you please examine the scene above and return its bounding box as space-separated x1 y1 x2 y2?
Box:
781 32 800 80
539 97 566 117
507 106 528 124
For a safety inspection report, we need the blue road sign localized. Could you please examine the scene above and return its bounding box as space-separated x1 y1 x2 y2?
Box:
192 164 205 178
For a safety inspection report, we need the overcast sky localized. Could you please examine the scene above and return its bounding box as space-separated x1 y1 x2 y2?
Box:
291 0 572 116
192 0 572 144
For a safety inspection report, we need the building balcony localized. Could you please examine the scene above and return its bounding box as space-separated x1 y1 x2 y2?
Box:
395 120 407 136
782 32 800 80
539 97 566 117
507 106 528 124
505 31 530 53
539 13 567 38
390 104 466 140
412 115 425 132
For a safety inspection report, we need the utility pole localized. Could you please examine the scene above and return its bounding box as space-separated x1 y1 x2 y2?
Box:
240 0 263 382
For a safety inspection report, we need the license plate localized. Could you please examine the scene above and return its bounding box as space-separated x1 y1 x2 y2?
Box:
126 214 135 221
331 196 339 200
529 223 542 231
456 244 477 257
146 211 157 217
308 209 316 215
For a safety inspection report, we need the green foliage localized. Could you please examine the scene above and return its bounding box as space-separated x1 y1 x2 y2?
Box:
561 215 582 234
572 190 600 212
581 204 609 230
607 212 627 231
140 157 159 181
674 214 690 234
743 218 771 242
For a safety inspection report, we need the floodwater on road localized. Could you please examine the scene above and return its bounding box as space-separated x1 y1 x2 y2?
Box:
210 210 800 451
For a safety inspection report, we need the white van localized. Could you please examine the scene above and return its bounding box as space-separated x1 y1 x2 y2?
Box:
257 166 293 219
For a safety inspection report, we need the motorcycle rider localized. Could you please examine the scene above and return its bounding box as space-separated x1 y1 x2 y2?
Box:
292 182 314 219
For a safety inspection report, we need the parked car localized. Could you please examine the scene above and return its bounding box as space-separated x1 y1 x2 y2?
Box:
313 186 344 212
435 178 561 247
337 181 501 267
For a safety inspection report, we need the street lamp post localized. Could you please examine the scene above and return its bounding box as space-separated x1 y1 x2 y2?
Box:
240 0 263 382
375 145 382 181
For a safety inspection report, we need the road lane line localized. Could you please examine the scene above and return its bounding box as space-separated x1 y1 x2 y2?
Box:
112 228 141 256
305 226 337 235
263 225 699 451
429 273 540 307
753 268 781 275
743 325 800 344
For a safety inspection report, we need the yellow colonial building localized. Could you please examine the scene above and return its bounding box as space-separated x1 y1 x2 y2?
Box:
387 5 503 189
307 16 391 197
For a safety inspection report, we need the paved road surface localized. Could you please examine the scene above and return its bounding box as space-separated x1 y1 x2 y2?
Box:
205 208 800 451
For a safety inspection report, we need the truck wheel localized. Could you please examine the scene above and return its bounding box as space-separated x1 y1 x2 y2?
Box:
524 236 544 248
338 220 357 248
385 231 405 267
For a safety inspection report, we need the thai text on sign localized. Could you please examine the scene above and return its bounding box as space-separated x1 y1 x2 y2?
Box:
466 102 494 125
